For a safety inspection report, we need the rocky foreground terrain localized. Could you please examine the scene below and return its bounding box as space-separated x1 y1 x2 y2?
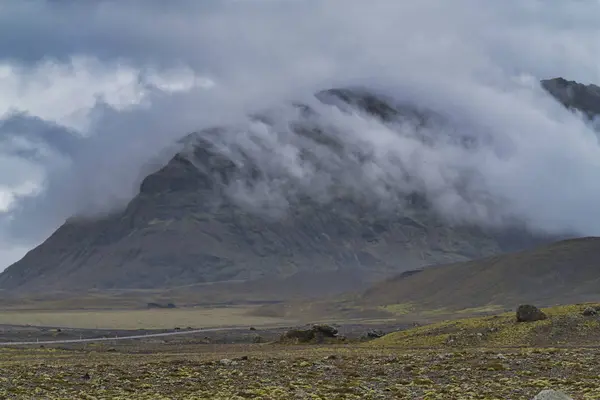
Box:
0 303 598 399
0 344 591 399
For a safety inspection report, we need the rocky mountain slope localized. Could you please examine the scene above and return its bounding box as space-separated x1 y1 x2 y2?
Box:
0 78 595 293
541 77 600 119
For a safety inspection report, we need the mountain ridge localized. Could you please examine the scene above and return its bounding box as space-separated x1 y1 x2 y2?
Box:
0 77 595 293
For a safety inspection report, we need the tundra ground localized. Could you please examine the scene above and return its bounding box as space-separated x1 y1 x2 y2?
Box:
0 344 596 399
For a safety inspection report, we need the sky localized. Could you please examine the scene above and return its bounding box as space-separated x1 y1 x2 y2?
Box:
0 0 600 270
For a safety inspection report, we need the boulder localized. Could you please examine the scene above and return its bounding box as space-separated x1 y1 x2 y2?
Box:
516 305 547 322
532 389 572 400
360 329 385 341
366 329 385 339
281 324 338 344
582 306 598 316
313 324 338 337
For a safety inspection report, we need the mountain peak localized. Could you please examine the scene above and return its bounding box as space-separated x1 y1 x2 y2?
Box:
0 78 592 294
541 77 600 119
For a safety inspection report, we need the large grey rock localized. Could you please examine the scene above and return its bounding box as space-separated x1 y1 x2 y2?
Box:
533 389 572 400
516 304 548 322
582 306 598 316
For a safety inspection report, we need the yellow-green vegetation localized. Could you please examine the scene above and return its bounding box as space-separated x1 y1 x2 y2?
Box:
1 345 599 399
378 302 416 315
372 303 600 348
0 306 293 329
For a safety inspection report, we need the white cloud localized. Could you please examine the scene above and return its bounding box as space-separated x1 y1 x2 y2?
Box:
0 0 599 270
0 57 212 131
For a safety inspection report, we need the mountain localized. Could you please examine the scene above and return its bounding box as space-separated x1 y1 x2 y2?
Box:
0 77 593 294
360 237 600 309
541 77 600 119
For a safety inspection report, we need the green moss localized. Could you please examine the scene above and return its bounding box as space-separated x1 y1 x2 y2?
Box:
0 345 596 399
371 303 600 348
378 303 415 315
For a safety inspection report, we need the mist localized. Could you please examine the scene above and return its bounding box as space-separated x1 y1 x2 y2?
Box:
1 0 600 269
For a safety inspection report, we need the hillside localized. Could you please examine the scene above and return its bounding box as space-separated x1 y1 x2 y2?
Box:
372 303 600 348
361 237 600 310
0 77 595 294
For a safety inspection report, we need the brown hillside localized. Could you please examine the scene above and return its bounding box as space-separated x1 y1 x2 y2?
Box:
361 237 600 309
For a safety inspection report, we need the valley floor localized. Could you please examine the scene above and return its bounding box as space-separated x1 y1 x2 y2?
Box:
1 343 597 399
0 306 293 330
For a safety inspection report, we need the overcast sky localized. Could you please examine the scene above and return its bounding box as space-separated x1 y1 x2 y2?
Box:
1 0 600 270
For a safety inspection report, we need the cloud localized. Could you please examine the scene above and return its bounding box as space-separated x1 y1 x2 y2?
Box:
0 0 600 269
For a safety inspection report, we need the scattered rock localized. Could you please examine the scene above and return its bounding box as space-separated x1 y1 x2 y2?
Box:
532 389 573 400
365 329 384 339
281 328 313 343
280 324 338 344
582 306 598 316
251 334 263 343
219 359 237 366
516 305 547 322
313 324 338 337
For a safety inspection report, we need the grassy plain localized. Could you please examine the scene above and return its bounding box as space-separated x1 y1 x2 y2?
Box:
0 307 293 330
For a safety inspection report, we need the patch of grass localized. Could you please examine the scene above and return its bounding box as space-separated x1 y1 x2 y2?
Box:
378 303 415 315
0 307 293 329
371 303 600 348
455 305 506 314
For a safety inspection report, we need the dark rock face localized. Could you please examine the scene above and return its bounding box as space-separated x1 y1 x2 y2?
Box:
0 78 590 293
516 305 547 323
541 77 600 120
